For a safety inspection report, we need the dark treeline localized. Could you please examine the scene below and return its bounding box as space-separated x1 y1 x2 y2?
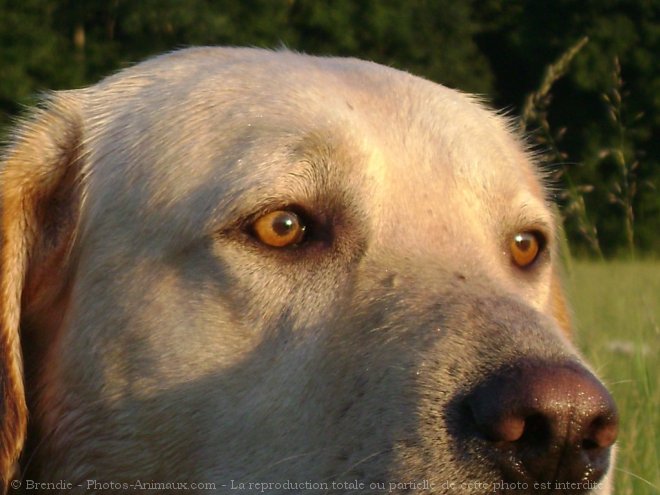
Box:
1 0 658 256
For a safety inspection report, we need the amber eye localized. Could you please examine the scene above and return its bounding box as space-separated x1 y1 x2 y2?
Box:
510 231 541 268
252 210 306 248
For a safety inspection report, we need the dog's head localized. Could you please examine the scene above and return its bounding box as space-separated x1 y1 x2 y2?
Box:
1 48 617 493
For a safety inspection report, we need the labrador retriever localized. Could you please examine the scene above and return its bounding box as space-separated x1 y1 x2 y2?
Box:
1 47 618 494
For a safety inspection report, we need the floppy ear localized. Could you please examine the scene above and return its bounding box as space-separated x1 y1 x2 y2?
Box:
0 92 84 490
549 217 574 337
550 269 572 336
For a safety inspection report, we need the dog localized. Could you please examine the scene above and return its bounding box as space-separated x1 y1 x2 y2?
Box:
1 47 618 494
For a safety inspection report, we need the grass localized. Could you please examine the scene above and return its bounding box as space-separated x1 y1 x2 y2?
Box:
566 260 659 494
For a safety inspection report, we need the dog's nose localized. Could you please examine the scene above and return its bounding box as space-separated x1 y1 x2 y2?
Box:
464 360 618 485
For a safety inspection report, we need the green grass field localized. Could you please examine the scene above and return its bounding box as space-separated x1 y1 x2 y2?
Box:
565 261 659 495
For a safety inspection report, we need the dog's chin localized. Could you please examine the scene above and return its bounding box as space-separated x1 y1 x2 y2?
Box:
593 447 616 495
364 446 616 495
455 448 616 495
348 474 614 495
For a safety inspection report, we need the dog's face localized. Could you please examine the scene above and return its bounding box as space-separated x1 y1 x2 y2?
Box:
1 48 617 493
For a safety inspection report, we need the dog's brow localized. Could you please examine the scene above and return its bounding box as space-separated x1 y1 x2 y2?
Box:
513 199 555 236
206 145 343 234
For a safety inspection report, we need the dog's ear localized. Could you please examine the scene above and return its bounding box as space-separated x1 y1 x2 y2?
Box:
550 269 572 336
0 92 84 490
549 220 574 337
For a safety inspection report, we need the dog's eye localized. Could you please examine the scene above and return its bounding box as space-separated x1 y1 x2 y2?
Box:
510 231 541 268
252 210 306 248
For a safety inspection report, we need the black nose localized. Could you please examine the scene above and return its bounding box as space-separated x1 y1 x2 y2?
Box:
464 360 618 486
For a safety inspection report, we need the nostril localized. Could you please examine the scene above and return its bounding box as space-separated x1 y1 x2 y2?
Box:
586 414 619 450
518 413 552 448
466 402 526 443
492 415 525 443
581 437 599 450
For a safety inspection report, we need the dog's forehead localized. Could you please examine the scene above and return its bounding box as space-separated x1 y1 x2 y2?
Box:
81 48 549 250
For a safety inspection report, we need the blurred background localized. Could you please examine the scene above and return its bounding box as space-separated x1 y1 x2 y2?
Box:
1 0 658 257
1 2 658 493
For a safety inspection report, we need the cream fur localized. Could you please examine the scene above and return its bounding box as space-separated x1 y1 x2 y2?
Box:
0 47 615 494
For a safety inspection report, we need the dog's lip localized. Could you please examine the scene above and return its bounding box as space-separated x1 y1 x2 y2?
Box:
487 442 612 495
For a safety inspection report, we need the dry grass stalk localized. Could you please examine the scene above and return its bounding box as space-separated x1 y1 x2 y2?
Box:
519 36 603 258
